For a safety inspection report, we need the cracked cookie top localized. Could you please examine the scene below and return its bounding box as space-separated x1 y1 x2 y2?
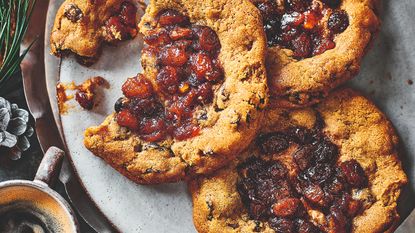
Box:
250 0 380 107
190 88 407 233
50 0 139 65
83 0 268 184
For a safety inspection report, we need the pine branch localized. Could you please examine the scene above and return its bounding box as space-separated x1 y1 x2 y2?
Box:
0 0 36 95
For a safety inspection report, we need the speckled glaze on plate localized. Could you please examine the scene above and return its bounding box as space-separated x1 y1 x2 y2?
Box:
45 0 415 232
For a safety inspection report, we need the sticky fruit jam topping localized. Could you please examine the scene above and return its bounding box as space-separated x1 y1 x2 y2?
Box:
103 1 138 43
237 124 368 233
115 10 223 142
254 0 349 58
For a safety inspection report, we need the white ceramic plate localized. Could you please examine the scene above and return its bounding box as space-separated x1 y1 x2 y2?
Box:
45 0 415 232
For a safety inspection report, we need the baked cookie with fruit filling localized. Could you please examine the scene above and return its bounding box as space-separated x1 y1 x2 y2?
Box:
84 0 268 184
50 0 139 65
250 0 380 107
190 88 407 233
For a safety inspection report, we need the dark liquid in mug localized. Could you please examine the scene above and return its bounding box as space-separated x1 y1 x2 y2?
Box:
0 202 58 233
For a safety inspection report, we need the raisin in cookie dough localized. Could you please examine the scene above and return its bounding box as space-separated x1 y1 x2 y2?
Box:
50 0 139 65
190 88 407 233
250 0 380 107
84 0 268 184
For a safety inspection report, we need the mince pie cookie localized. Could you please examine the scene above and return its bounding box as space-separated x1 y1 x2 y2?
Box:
190 88 407 233
250 0 380 107
84 0 268 184
50 0 139 65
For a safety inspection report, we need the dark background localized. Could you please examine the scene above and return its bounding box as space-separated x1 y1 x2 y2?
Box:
0 79 95 233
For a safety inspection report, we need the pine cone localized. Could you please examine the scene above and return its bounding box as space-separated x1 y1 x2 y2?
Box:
0 97 34 160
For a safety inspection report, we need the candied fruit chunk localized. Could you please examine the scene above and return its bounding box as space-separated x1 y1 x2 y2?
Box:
190 52 213 80
303 11 319 30
339 160 367 188
157 66 181 94
302 183 325 205
169 27 194 40
158 9 189 26
116 109 138 130
272 198 303 217
144 29 172 46
196 26 221 52
122 75 153 98
157 45 189 66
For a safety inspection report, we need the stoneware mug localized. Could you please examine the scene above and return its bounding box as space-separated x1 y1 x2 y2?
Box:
0 147 79 232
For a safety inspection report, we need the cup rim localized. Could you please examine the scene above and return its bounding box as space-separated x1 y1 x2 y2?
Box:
0 179 80 233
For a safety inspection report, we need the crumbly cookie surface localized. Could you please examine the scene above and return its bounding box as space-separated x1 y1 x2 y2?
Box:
50 0 138 63
84 0 268 184
250 0 380 107
190 88 407 233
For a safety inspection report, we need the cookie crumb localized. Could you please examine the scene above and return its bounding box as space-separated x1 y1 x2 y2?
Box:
57 76 109 113
57 81 77 114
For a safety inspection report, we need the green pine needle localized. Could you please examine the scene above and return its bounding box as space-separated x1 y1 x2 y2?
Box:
0 0 36 94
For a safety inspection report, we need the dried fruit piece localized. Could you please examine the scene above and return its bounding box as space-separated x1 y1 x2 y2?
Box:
116 109 139 130
257 133 290 154
292 33 312 58
157 45 189 66
328 10 349 34
158 9 189 26
144 29 172 46
195 26 221 52
339 160 368 188
169 27 193 40
64 4 83 23
122 75 154 99
269 217 295 233
157 66 181 94
272 198 303 217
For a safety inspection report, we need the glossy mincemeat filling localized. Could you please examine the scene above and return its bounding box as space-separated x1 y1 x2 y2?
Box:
254 0 349 58
237 122 369 233
102 1 138 43
115 10 224 142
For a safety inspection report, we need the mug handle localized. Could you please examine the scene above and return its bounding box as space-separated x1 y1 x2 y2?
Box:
34 146 65 187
